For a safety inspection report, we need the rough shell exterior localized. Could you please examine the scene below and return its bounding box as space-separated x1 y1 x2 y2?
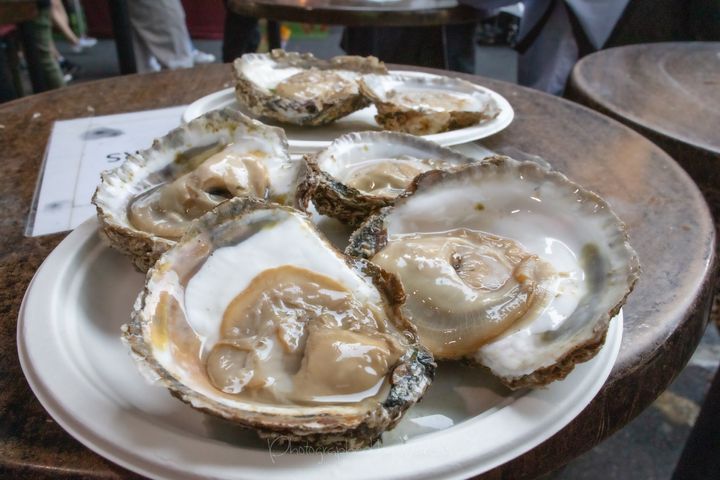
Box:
233 49 388 126
372 109 488 136
298 158 395 228
92 108 294 273
358 74 500 135
297 131 476 227
346 156 640 389
123 197 435 448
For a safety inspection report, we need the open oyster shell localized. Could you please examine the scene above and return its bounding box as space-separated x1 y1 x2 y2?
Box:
347 157 640 389
92 108 299 272
233 49 387 126
298 131 475 227
359 73 501 135
123 197 434 449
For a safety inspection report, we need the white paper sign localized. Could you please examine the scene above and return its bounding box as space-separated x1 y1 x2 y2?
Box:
28 106 187 236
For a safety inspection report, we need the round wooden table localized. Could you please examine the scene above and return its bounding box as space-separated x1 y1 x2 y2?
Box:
0 64 717 479
568 42 720 328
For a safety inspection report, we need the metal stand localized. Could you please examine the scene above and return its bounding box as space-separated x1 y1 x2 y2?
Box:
267 20 281 50
672 366 720 479
107 0 136 74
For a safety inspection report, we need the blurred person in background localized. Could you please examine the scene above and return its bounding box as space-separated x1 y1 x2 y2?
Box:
23 0 65 91
343 1 629 95
461 0 629 95
511 0 629 95
127 0 215 73
482 0 720 94
49 0 97 82
50 0 96 53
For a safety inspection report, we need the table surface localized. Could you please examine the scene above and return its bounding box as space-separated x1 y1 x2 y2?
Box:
0 64 717 479
568 42 720 332
569 42 720 156
227 0 484 26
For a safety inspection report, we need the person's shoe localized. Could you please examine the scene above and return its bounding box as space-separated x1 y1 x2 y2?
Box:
192 49 216 65
59 58 81 78
71 36 98 53
79 36 97 48
148 56 162 72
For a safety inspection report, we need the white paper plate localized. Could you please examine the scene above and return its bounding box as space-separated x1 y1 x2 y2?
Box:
182 71 514 153
18 218 621 480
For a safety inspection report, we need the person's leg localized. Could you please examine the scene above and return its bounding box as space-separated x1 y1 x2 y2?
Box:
20 6 65 91
155 0 193 70
127 0 193 71
50 38 60 60
50 0 80 46
1 32 24 100
65 0 88 38
128 12 156 73
50 37 80 81
222 8 259 62
0 38 19 102
517 2 577 95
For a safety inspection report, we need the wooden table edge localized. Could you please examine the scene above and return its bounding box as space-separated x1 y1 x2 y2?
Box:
568 46 720 157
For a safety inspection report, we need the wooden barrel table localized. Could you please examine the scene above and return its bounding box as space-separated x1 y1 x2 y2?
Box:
568 41 720 328
0 64 716 478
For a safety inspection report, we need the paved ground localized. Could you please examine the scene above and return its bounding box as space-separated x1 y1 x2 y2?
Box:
546 326 719 480
52 28 720 480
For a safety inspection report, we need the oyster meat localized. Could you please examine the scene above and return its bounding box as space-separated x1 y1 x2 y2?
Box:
93 108 299 272
233 49 387 126
299 131 474 226
123 198 434 449
359 73 501 135
347 157 640 389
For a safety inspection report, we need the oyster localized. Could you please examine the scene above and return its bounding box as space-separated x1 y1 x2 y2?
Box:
123 198 434 449
359 73 501 135
347 157 640 389
233 49 387 126
299 131 474 226
93 108 299 272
